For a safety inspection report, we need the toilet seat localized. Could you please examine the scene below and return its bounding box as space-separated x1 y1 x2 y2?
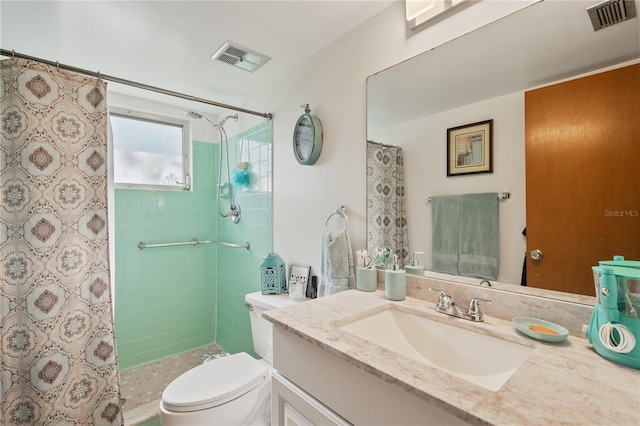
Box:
161 352 269 412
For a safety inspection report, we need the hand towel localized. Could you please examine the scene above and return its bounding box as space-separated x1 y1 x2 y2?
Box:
318 229 355 297
458 192 499 280
431 195 461 276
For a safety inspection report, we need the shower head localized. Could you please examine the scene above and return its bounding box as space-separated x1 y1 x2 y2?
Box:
184 111 203 119
185 111 218 128
185 111 238 129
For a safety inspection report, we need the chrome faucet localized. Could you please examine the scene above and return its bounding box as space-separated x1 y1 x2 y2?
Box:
429 288 493 322
463 298 493 322
429 288 454 314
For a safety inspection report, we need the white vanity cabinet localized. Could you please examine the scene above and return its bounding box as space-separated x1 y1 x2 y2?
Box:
267 290 640 425
271 371 350 426
272 325 470 426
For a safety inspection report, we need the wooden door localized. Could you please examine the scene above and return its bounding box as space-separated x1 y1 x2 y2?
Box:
525 64 640 296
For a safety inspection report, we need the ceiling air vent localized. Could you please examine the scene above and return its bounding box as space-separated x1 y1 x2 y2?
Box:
587 0 637 31
211 41 271 72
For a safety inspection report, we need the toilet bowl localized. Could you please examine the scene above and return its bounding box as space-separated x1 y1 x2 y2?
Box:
159 292 294 425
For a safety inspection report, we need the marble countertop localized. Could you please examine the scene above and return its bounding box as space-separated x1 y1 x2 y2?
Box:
264 290 640 426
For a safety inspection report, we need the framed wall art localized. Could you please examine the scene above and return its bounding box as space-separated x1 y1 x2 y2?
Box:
289 265 310 286
288 264 311 299
446 119 493 176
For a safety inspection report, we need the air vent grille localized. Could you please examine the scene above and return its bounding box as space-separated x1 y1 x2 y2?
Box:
216 53 239 66
587 0 637 31
211 41 271 73
225 46 248 59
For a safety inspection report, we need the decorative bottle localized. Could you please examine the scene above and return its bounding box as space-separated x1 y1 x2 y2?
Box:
385 254 406 301
404 251 425 276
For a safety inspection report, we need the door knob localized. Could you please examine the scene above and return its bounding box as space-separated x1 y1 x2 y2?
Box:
530 249 543 261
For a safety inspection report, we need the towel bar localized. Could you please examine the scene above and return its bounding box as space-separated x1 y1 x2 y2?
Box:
427 192 510 204
324 206 348 231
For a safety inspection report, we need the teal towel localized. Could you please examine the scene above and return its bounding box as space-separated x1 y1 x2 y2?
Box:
431 195 461 276
318 229 355 297
458 193 499 280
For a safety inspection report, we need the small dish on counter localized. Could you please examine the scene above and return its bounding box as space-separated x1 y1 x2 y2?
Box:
513 317 569 343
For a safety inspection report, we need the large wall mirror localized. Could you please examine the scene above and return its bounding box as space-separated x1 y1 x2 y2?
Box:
366 0 639 300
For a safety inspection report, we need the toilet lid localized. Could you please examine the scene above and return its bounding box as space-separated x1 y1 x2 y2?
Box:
161 352 268 412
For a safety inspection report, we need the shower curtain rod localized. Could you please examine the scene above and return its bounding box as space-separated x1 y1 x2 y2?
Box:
1 48 273 119
367 140 396 148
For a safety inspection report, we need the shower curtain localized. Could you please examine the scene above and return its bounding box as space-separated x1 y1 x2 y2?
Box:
1 59 122 424
366 141 409 266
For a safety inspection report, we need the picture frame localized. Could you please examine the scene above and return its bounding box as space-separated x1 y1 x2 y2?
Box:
446 119 493 176
289 264 311 289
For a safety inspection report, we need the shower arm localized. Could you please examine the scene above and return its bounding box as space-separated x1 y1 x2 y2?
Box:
203 116 218 129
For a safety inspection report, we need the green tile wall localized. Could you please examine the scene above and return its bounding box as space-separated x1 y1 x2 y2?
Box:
215 120 273 356
115 121 273 369
114 141 218 369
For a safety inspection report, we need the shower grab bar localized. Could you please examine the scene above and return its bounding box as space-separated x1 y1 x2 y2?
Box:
137 238 250 250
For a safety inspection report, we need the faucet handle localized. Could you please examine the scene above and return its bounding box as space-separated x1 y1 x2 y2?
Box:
466 298 493 322
429 287 453 311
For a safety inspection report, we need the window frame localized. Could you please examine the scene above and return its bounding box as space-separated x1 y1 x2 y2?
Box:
109 107 192 191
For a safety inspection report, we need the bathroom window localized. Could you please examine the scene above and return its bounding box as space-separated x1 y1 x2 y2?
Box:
110 108 191 190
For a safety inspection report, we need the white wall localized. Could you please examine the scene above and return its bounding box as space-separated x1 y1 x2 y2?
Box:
257 0 536 280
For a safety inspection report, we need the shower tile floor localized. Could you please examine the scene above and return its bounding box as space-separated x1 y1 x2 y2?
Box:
120 343 224 426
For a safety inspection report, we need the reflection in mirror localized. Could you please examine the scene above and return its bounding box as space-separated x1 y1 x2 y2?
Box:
366 0 639 299
366 141 409 266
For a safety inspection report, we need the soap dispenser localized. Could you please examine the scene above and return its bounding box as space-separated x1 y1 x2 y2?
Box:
385 254 406 301
404 251 425 276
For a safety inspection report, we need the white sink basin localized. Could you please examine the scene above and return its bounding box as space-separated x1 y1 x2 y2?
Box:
338 307 533 391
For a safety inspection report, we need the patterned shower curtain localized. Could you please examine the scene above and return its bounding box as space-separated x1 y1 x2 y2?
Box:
366 141 409 266
1 59 122 425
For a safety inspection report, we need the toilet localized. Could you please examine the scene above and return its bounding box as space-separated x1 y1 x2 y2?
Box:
159 291 294 425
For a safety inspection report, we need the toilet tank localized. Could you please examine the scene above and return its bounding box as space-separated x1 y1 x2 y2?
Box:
245 291 294 364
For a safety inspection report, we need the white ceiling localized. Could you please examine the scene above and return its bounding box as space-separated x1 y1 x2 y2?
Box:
1 0 394 116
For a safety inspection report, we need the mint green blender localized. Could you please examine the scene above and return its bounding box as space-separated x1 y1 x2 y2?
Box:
587 256 640 369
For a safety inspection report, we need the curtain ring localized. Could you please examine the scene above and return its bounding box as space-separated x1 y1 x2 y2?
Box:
11 50 15 58
97 71 101 80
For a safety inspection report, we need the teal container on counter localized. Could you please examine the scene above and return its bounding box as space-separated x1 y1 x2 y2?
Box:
385 255 406 301
260 253 287 295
